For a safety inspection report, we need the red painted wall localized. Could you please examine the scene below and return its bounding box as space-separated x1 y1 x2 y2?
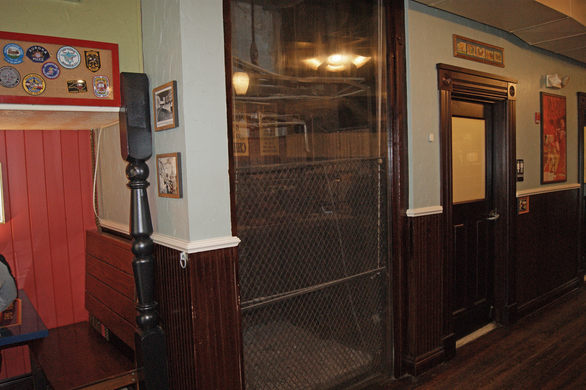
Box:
0 130 95 379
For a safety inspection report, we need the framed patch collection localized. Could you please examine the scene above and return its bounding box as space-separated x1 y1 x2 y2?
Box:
0 30 120 107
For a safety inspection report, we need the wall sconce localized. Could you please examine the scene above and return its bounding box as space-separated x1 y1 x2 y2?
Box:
232 72 250 95
0 162 5 224
545 73 569 89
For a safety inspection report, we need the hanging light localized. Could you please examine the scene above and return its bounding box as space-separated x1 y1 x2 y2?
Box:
302 53 371 72
352 55 371 68
232 72 250 95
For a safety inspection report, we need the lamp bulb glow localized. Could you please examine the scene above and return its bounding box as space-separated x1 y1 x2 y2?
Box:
232 72 250 95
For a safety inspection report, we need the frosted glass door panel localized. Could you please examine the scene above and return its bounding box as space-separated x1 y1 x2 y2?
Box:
452 117 486 204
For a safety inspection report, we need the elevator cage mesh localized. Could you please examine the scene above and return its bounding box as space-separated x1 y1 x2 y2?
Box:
235 157 388 389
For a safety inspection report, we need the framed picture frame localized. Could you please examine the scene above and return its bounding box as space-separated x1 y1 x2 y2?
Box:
540 92 567 184
153 81 178 131
156 152 182 198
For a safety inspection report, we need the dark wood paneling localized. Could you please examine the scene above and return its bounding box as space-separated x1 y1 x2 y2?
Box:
86 255 134 299
154 244 196 389
403 213 445 375
86 230 133 274
154 243 243 390
516 189 581 317
86 275 135 324
85 295 135 349
191 246 243 390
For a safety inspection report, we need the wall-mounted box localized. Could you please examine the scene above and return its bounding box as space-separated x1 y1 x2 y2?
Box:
0 31 120 107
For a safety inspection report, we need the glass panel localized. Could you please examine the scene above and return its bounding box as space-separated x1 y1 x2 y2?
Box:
452 117 486 204
230 1 388 388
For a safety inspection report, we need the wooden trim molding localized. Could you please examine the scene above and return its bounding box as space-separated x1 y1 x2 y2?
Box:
516 183 580 197
406 206 443 217
152 233 240 254
99 218 240 253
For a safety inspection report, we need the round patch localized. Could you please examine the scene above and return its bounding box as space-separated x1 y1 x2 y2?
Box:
26 45 50 63
42 62 60 79
22 73 46 95
3 43 24 64
0 66 21 88
93 75 110 98
57 46 80 69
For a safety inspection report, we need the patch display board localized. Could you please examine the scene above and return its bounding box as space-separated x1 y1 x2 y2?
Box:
0 31 120 107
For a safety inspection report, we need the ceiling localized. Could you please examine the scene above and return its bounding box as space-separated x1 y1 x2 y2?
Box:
414 0 586 65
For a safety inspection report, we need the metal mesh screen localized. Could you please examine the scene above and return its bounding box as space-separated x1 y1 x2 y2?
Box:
236 158 387 389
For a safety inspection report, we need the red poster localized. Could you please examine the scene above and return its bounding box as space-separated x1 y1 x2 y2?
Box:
541 93 566 183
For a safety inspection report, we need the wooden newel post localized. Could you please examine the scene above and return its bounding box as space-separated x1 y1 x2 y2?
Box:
120 72 169 389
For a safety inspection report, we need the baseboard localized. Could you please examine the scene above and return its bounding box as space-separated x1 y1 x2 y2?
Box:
517 277 581 319
0 374 33 390
402 346 446 376
500 302 518 325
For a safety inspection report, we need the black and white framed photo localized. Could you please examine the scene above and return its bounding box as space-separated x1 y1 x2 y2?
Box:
156 152 182 198
153 81 178 131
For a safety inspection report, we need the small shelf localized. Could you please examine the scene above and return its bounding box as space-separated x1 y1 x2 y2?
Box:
0 104 120 130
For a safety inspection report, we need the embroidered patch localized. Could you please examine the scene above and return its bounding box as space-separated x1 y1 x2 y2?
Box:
41 62 60 79
57 46 81 69
3 43 24 65
93 75 109 97
22 73 46 95
26 45 50 63
84 50 101 72
0 66 21 88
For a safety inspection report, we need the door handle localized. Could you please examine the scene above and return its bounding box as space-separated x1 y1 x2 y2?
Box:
485 209 500 221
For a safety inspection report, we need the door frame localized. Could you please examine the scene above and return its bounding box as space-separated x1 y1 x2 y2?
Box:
578 92 586 277
437 64 518 356
222 0 410 382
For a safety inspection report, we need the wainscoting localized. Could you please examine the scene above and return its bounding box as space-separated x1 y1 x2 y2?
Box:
403 212 445 375
154 243 243 390
0 130 94 380
515 188 582 317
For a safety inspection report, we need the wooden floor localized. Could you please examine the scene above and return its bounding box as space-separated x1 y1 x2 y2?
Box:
378 286 586 390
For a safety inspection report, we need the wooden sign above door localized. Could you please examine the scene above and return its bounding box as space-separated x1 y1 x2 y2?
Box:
453 35 504 68
0 31 120 107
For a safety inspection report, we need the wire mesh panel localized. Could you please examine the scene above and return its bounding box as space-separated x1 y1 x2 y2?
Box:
236 158 387 389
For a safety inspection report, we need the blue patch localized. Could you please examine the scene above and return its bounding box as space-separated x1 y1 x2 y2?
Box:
26 45 50 63
3 43 24 65
42 62 60 79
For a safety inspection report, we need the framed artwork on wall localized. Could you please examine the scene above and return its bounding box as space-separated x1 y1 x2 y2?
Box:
156 152 182 198
153 81 178 131
540 92 567 184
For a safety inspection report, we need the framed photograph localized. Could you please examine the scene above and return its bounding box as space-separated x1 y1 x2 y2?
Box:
156 152 182 198
540 92 567 184
153 81 178 131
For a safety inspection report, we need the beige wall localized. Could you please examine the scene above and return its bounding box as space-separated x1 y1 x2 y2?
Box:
407 0 586 208
0 0 143 73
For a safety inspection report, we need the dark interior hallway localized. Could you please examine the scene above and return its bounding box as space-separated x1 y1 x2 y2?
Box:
379 285 586 390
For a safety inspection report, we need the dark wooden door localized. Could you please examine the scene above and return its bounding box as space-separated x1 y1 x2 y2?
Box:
451 100 495 338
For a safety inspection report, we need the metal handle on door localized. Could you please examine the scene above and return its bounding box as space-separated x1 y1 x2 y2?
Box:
485 209 500 221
